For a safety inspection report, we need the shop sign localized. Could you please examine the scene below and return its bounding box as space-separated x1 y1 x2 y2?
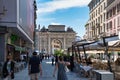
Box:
15 45 26 51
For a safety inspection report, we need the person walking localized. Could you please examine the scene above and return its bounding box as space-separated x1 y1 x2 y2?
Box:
70 55 74 72
55 55 58 65
53 56 70 80
39 54 43 63
2 54 15 80
51 55 55 66
28 52 42 80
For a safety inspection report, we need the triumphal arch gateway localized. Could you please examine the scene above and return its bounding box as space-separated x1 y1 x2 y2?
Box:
36 25 76 54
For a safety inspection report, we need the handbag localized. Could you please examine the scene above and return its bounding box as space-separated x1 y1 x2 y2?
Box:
65 66 69 72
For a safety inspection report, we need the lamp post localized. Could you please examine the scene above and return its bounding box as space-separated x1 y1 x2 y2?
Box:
33 0 37 50
38 25 40 54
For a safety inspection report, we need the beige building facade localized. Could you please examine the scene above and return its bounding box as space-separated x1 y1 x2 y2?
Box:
86 0 107 40
35 25 76 54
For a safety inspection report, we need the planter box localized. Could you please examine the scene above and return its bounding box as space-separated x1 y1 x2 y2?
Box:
115 65 120 72
94 70 113 80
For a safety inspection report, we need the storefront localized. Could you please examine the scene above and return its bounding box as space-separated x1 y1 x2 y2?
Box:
0 26 8 63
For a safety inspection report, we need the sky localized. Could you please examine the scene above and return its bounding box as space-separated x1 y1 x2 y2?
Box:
36 0 91 38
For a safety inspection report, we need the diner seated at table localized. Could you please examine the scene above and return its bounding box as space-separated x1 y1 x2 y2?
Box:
80 63 92 77
79 58 93 78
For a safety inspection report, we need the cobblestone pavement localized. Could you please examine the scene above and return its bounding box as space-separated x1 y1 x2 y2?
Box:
14 59 92 80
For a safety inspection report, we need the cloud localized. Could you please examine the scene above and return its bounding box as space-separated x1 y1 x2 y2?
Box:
50 22 61 25
37 0 91 14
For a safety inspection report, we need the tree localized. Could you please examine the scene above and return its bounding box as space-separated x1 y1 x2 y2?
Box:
54 49 64 56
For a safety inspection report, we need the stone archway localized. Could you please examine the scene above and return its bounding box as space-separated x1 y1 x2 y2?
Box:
51 39 62 54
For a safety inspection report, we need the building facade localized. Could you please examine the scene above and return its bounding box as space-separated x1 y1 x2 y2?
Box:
84 20 91 40
35 25 76 54
86 0 107 40
86 0 120 40
106 0 120 36
0 0 36 62
84 0 120 62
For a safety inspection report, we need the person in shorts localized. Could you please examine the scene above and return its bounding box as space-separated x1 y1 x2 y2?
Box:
28 52 42 80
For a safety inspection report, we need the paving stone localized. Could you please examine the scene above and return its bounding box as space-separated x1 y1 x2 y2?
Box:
14 59 91 80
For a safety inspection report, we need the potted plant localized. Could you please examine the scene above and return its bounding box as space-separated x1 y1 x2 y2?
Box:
115 57 120 72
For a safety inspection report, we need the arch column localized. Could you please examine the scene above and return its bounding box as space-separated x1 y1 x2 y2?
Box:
63 35 66 49
48 36 51 54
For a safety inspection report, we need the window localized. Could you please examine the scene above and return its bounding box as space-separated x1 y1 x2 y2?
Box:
107 21 112 30
110 21 112 30
117 3 120 13
96 19 97 23
107 12 109 19
114 19 116 29
101 5 102 12
96 10 97 16
107 23 109 30
103 23 106 32
118 17 120 27
94 12 95 17
98 17 100 23
101 15 102 23
113 6 116 15
104 2 106 9
110 9 112 17
104 13 106 21
98 7 100 14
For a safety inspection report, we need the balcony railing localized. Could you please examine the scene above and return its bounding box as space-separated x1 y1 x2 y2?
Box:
92 26 95 30
96 23 100 28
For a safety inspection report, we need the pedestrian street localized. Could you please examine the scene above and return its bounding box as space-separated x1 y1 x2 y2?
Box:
14 59 91 80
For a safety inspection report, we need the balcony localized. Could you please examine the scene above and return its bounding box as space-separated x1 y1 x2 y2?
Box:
96 23 100 28
93 35 99 41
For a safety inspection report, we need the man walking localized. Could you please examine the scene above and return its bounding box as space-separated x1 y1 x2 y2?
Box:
28 52 42 80
51 55 55 66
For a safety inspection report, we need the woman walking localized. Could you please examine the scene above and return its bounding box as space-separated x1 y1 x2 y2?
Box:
53 56 70 80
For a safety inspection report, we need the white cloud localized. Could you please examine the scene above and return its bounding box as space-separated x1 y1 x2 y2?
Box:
37 0 91 14
50 22 61 25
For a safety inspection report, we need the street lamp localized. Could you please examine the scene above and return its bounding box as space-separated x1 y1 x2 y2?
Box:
38 25 40 54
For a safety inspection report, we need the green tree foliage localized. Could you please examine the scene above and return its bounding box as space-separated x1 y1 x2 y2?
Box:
54 49 64 56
